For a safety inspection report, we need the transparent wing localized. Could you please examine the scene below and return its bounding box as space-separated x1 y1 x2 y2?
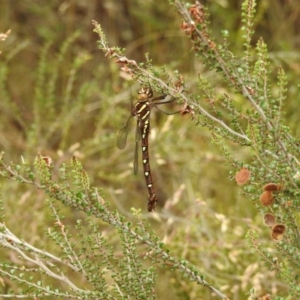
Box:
133 124 141 175
117 116 133 149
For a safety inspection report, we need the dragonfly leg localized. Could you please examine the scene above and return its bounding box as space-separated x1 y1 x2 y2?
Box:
155 106 181 115
152 95 176 105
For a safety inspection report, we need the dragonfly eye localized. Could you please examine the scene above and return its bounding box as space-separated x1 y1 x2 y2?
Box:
146 88 153 98
138 87 153 100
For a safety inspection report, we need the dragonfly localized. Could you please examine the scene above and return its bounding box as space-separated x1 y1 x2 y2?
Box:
117 86 177 212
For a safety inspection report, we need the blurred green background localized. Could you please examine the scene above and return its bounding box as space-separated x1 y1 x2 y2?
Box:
1 0 300 298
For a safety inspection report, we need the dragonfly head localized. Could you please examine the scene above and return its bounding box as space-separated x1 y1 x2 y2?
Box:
138 87 153 101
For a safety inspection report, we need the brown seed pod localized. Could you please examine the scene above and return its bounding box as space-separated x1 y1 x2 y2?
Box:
235 168 251 185
271 224 286 241
259 191 274 206
263 183 281 192
263 213 276 227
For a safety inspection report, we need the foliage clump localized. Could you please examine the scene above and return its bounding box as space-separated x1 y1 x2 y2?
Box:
1 0 300 299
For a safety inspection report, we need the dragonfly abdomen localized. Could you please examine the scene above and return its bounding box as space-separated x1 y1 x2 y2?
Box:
134 100 158 212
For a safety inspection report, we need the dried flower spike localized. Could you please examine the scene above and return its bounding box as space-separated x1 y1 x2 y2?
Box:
180 102 195 119
41 156 52 168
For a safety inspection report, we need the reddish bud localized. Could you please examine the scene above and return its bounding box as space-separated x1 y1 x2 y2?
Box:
235 168 251 185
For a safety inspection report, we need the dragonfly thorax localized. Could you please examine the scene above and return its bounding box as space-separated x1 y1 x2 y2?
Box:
133 101 151 122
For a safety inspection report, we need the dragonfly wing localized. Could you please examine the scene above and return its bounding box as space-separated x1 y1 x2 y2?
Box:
117 116 133 149
133 123 140 175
